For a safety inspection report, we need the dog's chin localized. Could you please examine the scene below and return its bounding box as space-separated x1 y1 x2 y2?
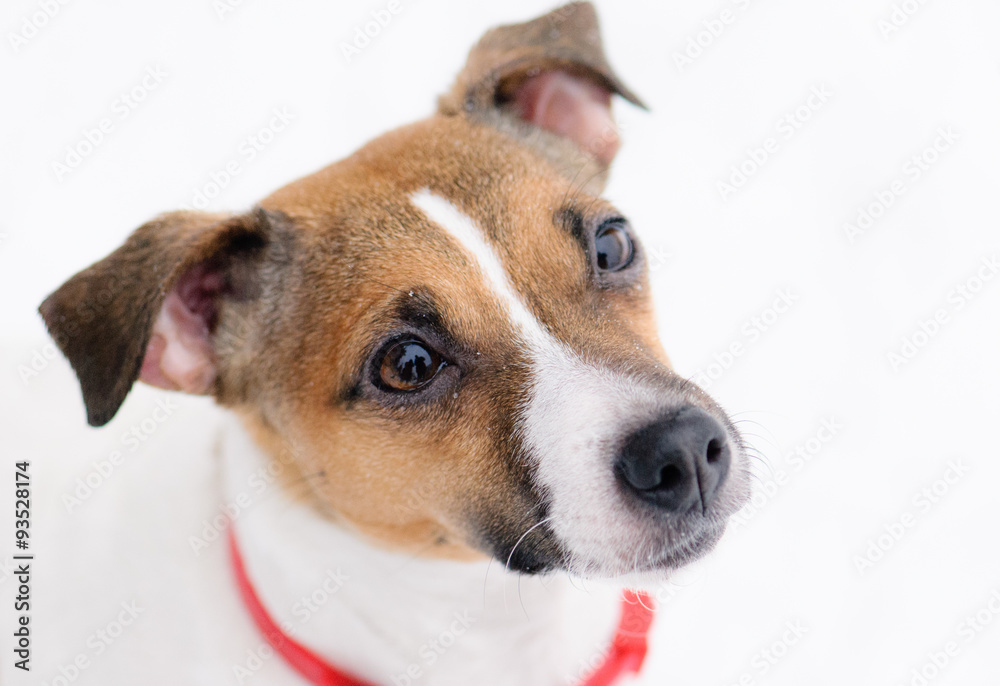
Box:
492 517 729 582
565 520 728 583
604 523 728 587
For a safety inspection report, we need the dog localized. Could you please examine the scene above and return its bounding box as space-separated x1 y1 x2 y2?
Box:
35 3 750 684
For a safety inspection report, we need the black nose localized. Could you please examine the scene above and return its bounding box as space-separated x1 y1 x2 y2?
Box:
616 406 731 513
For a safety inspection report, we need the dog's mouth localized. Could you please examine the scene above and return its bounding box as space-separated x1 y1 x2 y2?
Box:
560 513 731 580
483 500 736 579
621 519 727 575
479 420 750 580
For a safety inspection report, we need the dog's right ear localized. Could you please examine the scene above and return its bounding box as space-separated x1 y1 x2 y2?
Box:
39 209 273 427
439 2 645 191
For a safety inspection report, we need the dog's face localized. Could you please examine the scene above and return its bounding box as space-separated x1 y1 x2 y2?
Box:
41 3 749 580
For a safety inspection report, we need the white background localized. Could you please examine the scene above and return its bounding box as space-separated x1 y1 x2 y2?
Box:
2 0 999 684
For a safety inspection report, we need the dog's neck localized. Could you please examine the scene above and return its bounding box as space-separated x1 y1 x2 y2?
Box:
220 416 623 686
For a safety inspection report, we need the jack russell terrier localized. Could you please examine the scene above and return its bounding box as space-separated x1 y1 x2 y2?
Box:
38 3 750 685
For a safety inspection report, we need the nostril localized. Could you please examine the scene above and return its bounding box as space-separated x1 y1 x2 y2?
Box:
706 438 723 464
657 463 684 491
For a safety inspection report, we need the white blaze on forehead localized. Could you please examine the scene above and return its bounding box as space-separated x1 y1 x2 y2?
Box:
410 189 548 344
409 189 686 574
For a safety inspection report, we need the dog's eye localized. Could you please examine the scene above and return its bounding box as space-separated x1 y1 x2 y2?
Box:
378 339 445 392
594 220 634 272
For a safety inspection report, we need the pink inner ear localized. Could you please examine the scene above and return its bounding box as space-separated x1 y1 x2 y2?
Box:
514 70 620 166
138 265 222 395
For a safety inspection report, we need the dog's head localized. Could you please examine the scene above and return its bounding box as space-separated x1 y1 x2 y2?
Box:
41 3 749 580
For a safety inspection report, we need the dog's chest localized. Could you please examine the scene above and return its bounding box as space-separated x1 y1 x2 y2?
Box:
18 362 622 685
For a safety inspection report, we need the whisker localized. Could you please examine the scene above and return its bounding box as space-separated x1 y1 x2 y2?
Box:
517 571 528 619
503 517 553 614
559 163 590 210
482 555 495 611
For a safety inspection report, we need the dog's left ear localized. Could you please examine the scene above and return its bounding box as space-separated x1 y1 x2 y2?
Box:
439 1 645 189
39 209 274 426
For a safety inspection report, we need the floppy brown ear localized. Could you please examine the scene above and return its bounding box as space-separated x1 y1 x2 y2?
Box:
439 2 645 188
39 210 272 427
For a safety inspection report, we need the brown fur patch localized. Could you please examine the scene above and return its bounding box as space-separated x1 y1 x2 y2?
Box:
40 3 674 565
201 115 667 561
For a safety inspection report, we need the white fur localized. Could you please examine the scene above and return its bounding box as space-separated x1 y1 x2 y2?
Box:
13 355 623 686
410 190 551 343
225 416 622 686
410 190 682 578
523 351 680 577
14 193 731 685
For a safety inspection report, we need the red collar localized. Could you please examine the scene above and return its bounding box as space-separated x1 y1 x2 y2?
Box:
228 528 655 686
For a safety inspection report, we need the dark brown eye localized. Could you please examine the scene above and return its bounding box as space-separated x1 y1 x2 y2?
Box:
595 221 634 271
378 339 445 392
